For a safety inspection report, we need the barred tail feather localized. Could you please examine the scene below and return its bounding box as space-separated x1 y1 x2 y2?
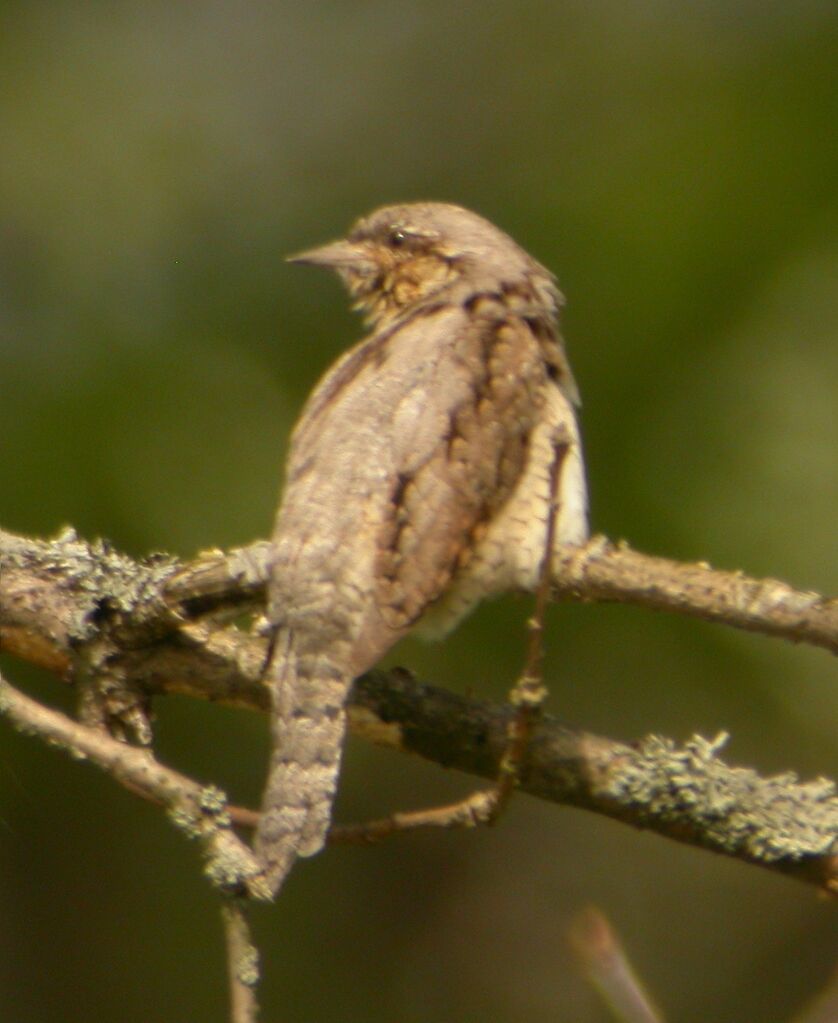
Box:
254 630 352 896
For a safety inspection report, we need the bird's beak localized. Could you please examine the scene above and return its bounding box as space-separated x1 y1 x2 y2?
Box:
286 239 371 271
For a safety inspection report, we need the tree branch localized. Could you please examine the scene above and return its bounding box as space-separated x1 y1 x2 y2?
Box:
552 538 838 655
0 668 270 899
1 525 836 894
161 535 838 655
221 901 261 1023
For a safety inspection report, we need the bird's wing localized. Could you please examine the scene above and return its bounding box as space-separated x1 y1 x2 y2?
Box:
277 300 546 671
369 300 545 635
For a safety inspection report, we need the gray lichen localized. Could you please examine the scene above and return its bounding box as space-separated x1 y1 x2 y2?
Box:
605 732 838 862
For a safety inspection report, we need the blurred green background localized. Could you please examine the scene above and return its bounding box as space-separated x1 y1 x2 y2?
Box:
1 2 836 1020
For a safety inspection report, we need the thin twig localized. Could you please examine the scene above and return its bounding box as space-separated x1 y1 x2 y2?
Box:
221 901 261 1023
492 432 569 816
0 670 271 901
568 906 666 1023
329 789 499 843
790 963 838 1023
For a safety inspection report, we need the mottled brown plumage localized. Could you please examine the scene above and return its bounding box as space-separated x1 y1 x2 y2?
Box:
254 203 588 895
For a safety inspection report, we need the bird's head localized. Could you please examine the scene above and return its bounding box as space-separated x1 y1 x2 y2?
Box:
288 202 559 329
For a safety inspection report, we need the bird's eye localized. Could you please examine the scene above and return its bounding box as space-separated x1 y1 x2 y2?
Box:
389 228 408 248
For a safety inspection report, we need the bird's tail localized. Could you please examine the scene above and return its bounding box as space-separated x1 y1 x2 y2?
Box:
253 629 351 897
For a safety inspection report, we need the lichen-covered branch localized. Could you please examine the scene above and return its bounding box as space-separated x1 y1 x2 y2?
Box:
553 537 838 656
0 669 270 900
3 528 837 665
164 534 838 655
349 670 838 892
0 524 836 893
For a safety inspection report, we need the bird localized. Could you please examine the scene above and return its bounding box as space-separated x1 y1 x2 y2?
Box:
253 202 588 897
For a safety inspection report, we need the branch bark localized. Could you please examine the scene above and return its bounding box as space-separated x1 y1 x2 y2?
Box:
221 901 261 1023
1 525 836 894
